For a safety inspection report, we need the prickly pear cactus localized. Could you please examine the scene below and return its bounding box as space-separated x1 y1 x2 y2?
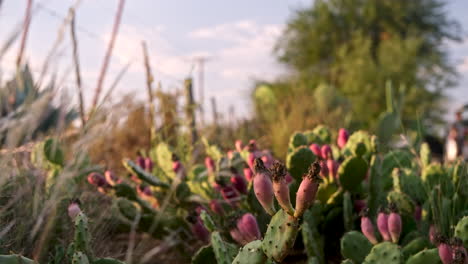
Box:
341 260 354 264
405 248 441 264
387 191 415 216
401 237 431 260
151 142 176 179
43 138 65 167
340 231 372 263
342 130 376 157
337 155 368 193
312 125 331 144
261 209 299 262
422 164 454 196
123 159 169 188
192 245 216 264
286 146 315 180
363 242 402 264
0 255 36 264
343 192 353 231
73 213 92 259
454 216 468 248
289 132 308 150
232 240 267 264
302 207 325 264
200 210 216 232
72 252 90 264
211 231 238 264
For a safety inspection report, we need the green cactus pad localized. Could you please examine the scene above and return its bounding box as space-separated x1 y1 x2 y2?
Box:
211 231 238 264
232 240 267 264
343 192 353 231
200 210 216 232
151 142 176 179
394 169 426 204
454 216 468 248
368 155 385 217
387 190 415 216
363 242 402 264
73 213 92 259
405 248 441 264
262 209 300 262
72 252 89 264
341 260 354 264
342 130 376 157
401 237 431 260
43 138 65 166
422 164 454 196
302 209 325 264
192 245 216 264
316 182 338 204
307 257 320 264
340 231 372 263
286 146 316 180
93 258 126 264
123 159 169 188
312 125 331 144
338 156 368 193
289 132 308 150
113 183 138 201
0 255 37 264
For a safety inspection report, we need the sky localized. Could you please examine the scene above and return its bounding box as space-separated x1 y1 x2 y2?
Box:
0 0 467 122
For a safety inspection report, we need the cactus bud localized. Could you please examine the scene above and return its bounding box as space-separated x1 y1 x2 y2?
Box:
205 157 215 174
361 209 378 244
221 185 240 207
209 200 224 216
377 208 391 241
237 213 262 242
243 167 253 182
104 170 120 186
235 140 244 153
68 199 81 220
144 158 153 172
436 236 453 264
321 144 333 160
230 168 247 194
294 161 322 218
319 160 329 179
87 172 108 188
230 227 248 245
388 203 402 243
271 161 294 215
337 128 349 149
309 143 322 158
253 158 276 215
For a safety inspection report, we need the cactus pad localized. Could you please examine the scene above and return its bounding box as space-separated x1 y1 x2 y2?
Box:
262 209 299 262
363 242 402 264
123 159 169 188
454 216 468 248
72 252 89 264
0 255 36 264
211 231 238 264
93 258 126 264
286 146 315 180
289 132 308 149
401 237 431 260
340 231 372 263
73 213 92 259
232 240 267 264
192 245 216 264
405 248 441 264
338 156 368 193
302 209 325 264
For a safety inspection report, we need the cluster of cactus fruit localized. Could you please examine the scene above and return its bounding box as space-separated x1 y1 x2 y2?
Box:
26 124 467 263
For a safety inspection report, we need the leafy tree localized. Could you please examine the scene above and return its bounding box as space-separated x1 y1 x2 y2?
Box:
270 0 461 129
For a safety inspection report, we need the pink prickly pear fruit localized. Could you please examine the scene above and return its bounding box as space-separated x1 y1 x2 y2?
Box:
87 172 108 187
253 158 276 215
235 140 244 153
205 157 215 174
188 215 210 244
319 160 329 179
136 155 145 169
377 208 391 241
230 168 247 194
429 225 438 245
243 167 253 182
227 150 234 160
230 227 248 245
285 173 293 184
414 205 422 222
294 161 322 218
247 152 256 170
221 185 240 206
209 200 224 216
321 144 333 160
360 209 378 244
68 199 81 220
337 128 349 149
354 199 367 213
271 161 294 215
144 158 153 172
104 170 120 186
309 144 322 158
436 236 453 264
388 203 402 243
237 213 262 242
172 160 182 173
327 159 339 181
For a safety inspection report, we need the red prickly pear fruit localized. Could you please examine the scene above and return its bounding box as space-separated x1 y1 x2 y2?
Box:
271 161 294 215
436 237 453 264
172 160 182 173
136 156 145 169
235 140 244 153
377 209 391 241
388 203 402 243
285 173 293 184
429 225 438 245
209 200 224 216
253 158 276 215
321 144 333 160
230 168 247 194
337 128 349 149
247 152 256 170
354 199 367 213
294 161 322 218
68 199 81 220
319 160 329 179
237 213 262 242
230 227 248 245
414 205 422 222
243 167 253 182
104 170 120 186
221 185 240 206
205 157 215 174
144 158 153 172
327 159 339 181
87 172 108 187
360 209 378 244
309 144 322 158
187 215 210 244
